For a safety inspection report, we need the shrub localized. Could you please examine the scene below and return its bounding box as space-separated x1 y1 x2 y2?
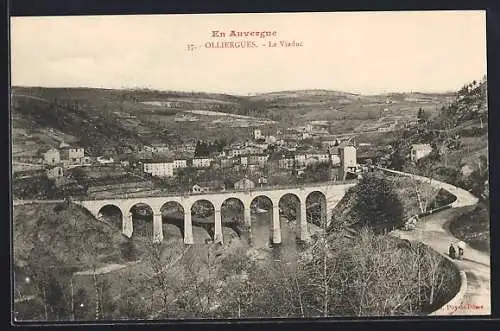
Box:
120 239 139 261
350 173 405 233
428 188 457 210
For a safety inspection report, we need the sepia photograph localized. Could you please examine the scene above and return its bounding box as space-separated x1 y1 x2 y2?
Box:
10 10 490 322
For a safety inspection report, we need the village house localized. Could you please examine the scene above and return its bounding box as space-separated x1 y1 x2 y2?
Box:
144 143 169 154
301 132 312 140
282 133 301 142
192 184 211 194
173 159 188 169
247 146 265 155
410 144 433 162
254 129 263 140
305 153 330 166
46 165 64 179
247 164 262 175
228 148 245 158
294 154 307 167
248 154 268 168
97 156 114 165
221 158 235 169
143 159 174 177
192 157 212 168
234 177 256 191
265 135 277 144
257 176 268 187
279 153 296 170
43 148 60 166
330 154 341 166
64 147 85 162
60 146 85 165
218 150 228 158
405 119 420 128
240 156 248 167
192 180 225 193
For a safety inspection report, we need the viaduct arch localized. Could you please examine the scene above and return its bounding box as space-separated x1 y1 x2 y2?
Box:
77 182 356 245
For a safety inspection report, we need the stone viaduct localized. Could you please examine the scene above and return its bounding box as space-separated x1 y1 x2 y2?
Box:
74 181 356 245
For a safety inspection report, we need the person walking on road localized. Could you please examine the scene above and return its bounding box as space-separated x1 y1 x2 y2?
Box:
457 241 466 259
449 242 456 259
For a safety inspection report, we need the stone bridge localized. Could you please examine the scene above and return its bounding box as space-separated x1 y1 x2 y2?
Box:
74 181 357 245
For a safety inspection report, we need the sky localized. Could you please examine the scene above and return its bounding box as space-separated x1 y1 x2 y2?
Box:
10 11 487 95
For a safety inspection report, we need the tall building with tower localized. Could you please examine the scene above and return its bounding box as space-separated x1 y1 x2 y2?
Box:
339 145 357 180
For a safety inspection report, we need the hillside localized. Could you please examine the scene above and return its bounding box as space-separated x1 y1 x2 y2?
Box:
11 90 151 157
11 86 452 159
449 202 490 253
246 89 451 129
11 86 269 157
13 202 128 271
388 77 488 200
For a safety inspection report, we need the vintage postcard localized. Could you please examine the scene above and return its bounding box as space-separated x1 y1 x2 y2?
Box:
10 11 489 322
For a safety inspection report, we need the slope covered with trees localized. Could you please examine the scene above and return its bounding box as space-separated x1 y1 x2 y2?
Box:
389 77 488 200
387 77 489 253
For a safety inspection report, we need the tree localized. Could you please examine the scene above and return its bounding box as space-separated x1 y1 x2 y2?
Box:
417 108 429 123
390 150 406 171
73 288 90 320
70 167 87 181
303 162 331 183
350 173 405 233
115 271 150 319
144 239 173 309
24 243 73 320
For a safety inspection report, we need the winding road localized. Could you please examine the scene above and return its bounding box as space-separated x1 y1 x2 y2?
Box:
380 168 490 316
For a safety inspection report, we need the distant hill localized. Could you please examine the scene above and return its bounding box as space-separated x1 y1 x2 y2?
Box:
249 89 360 100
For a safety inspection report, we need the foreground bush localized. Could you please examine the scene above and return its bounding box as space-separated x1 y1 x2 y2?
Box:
344 173 405 233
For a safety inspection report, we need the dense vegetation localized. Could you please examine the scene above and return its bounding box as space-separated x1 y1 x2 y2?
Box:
13 202 133 320
386 78 489 251
13 180 461 321
14 222 459 320
12 95 147 156
449 202 490 253
389 78 488 201
194 139 227 157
